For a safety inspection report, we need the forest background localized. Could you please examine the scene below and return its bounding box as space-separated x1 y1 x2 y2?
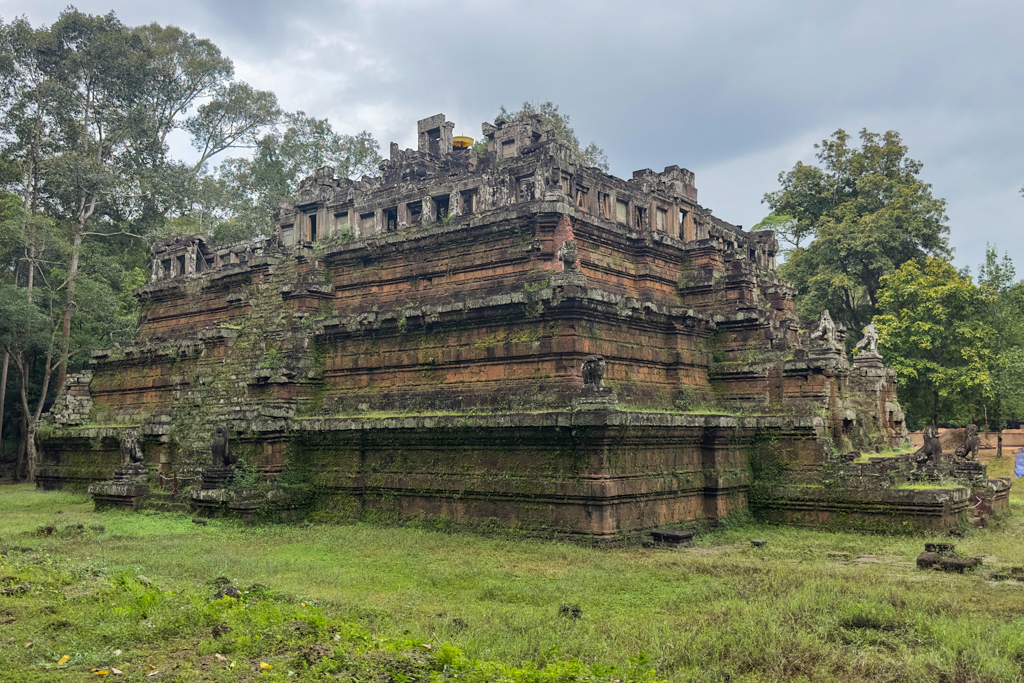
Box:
1 8 1022 481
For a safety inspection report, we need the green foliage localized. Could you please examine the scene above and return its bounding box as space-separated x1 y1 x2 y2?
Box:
874 258 995 428
766 128 950 332
496 101 609 172
976 245 1024 430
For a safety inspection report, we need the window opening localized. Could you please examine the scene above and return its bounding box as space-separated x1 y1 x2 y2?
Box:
656 207 667 233
616 200 629 224
161 259 171 278
308 213 317 242
598 192 611 218
432 195 450 223
634 206 647 229
408 201 423 226
384 207 398 232
560 173 571 196
680 209 694 241
360 212 375 232
575 186 589 211
460 189 477 214
501 139 515 157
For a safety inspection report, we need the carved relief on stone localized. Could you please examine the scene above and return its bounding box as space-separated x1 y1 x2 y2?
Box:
855 323 880 356
954 424 981 461
915 426 942 464
119 428 144 467
211 425 235 468
810 309 839 348
581 355 606 389
557 240 579 271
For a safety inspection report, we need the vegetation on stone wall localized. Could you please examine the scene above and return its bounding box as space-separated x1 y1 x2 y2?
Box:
0 9 380 480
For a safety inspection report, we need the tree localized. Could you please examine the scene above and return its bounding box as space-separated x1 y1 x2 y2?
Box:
976 245 1024 451
214 111 381 242
750 212 809 251
496 101 609 172
765 129 950 334
874 258 995 429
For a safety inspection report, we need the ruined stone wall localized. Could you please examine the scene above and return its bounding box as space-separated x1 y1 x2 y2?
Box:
38 112 973 537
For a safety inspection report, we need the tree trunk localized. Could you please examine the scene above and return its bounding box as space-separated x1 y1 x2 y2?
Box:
931 389 940 429
997 430 1003 458
15 414 26 481
0 351 8 462
56 198 93 391
18 346 53 484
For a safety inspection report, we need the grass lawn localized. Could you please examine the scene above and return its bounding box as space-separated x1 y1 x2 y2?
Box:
1 457 1023 682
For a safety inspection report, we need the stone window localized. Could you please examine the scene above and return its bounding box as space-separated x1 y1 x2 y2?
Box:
656 207 667 233
501 139 515 158
334 212 349 231
575 186 589 211
306 212 318 242
161 259 171 279
615 199 628 224
407 201 422 226
281 224 295 247
680 209 694 241
516 176 534 202
460 189 477 214
360 212 375 232
634 206 647 229
384 207 398 232
598 192 611 219
176 254 186 275
432 194 451 222
560 172 571 196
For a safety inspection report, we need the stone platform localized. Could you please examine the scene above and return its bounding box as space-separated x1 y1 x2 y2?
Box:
37 111 1007 537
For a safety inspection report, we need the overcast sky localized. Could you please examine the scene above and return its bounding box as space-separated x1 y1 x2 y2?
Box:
4 0 1022 273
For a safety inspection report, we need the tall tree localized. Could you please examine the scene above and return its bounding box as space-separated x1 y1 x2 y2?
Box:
214 111 380 243
764 129 950 333
874 258 995 429
976 246 1024 450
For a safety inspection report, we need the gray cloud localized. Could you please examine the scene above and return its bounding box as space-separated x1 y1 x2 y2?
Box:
5 0 1022 270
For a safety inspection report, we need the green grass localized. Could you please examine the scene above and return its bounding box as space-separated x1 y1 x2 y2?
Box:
2 474 1024 682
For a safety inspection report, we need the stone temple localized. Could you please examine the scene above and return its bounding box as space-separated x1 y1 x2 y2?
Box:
38 113 1009 538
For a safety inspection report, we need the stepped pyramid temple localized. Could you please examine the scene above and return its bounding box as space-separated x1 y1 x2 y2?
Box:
39 114 1009 538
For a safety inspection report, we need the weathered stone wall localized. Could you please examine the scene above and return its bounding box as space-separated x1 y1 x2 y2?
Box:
37 113 999 537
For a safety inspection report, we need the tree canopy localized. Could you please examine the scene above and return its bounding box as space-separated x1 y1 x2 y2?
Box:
764 128 950 334
0 9 381 479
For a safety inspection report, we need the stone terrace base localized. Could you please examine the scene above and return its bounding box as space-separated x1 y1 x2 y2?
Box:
276 411 820 541
756 483 999 533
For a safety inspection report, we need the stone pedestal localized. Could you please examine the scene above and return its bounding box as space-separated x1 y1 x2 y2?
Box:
853 351 884 369
201 466 236 490
88 464 150 511
572 386 618 411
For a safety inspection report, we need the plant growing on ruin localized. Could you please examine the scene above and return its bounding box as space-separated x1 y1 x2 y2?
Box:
495 101 609 172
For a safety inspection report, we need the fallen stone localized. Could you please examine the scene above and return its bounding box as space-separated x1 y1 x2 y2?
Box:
751 539 767 548
938 556 981 573
136 575 153 587
559 604 582 619
210 586 241 601
0 583 31 596
916 551 941 569
191 518 208 526
89 525 105 533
